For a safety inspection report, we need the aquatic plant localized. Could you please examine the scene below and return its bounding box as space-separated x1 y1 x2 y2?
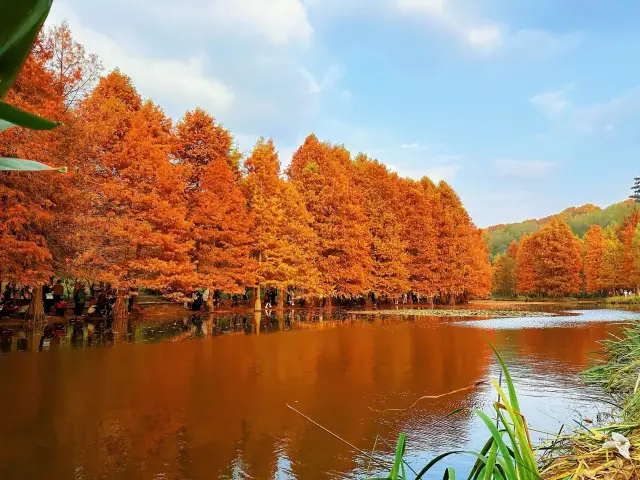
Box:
368 342 540 479
350 309 554 318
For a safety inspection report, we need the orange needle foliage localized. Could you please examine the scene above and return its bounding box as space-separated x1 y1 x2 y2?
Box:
287 135 374 299
583 225 606 295
244 138 320 299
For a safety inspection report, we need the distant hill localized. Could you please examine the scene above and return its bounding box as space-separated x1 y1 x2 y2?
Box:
484 200 640 258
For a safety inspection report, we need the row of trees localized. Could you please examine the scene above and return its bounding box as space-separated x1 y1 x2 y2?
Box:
492 214 640 297
1 23 492 306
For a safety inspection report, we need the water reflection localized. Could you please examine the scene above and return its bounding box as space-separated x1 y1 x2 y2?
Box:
0 308 631 479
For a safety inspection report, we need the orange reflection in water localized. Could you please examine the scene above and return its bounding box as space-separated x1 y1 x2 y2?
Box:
0 311 617 479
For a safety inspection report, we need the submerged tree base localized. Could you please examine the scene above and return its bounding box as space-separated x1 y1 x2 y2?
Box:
349 308 555 318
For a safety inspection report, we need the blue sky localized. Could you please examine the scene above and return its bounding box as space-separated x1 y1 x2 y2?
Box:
47 0 640 227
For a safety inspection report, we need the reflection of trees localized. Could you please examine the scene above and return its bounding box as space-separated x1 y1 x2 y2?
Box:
0 311 620 479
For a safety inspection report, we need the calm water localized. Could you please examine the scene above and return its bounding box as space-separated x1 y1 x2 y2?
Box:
0 307 637 479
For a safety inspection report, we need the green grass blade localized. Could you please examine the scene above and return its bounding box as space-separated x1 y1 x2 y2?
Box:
444 467 456 479
389 433 406 479
0 0 53 97
416 451 490 480
0 158 66 172
474 410 518 479
0 100 59 130
488 341 521 412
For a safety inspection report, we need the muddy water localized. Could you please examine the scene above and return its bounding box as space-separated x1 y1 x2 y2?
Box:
0 308 635 479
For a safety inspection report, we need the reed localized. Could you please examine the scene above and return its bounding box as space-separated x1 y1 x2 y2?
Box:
367 342 540 480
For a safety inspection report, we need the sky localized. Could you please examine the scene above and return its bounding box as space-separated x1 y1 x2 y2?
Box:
46 0 640 227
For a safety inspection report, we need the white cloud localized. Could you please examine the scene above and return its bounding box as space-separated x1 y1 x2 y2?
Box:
401 142 429 150
494 160 555 179
48 3 234 113
424 164 461 183
136 0 312 46
48 0 347 141
532 85 640 135
393 0 580 58
466 26 503 52
211 0 313 46
530 90 570 117
396 0 445 14
571 87 640 134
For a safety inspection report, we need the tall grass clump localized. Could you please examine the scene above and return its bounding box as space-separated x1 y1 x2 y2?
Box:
582 323 640 419
538 322 640 478
604 296 640 305
368 343 540 480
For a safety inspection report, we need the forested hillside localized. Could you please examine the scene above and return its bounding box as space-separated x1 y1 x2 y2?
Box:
485 201 640 258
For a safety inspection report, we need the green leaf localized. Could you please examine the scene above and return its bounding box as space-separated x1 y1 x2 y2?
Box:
0 100 59 131
473 410 518 480
443 467 456 480
0 0 53 98
389 433 406 479
0 157 66 172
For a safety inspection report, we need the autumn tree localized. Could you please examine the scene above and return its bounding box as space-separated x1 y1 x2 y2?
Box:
492 253 516 297
287 135 373 300
464 227 492 300
620 212 640 289
174 108 254 297
72 101 196 292
396 177 437 303
433 181 475 304
0 37 66 285
583 225 606 295
244 138 319 306
534 219 583 296
353 155 410 300
515 234 537 296
601 224 624 294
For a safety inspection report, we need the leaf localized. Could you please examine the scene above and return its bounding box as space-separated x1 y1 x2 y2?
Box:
389 433 406 479
0 0 54 97
0 100 59 131
0 158 66 172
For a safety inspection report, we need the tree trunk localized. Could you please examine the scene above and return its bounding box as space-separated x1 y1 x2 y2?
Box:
254 311 262 334
207 287 214 311
254 286 262 311
25 285 45 324
278 288 285 310
112 289 129 333
430 296 434 309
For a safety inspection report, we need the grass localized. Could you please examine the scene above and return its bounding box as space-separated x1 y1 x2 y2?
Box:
604 296 640 305
367 342 540 480
537 322 640 478
350 309 555 318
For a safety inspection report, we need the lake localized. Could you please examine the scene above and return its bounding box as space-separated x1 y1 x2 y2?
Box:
0 306 637 479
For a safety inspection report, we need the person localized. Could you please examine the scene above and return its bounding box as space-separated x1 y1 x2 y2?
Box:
191 291 203 311
52 280 64 303
74 284 87 317
2 284 13 303
43 283 54 315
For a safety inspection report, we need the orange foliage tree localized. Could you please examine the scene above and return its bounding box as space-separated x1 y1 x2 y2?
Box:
515 220 583 296
353 155 410 300
174 108 254 297
287 135 373 300
244 138 319 305
583 225 606 295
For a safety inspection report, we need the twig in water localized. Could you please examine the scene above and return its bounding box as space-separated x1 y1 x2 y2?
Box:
368 381 487 414
286 403 392 470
